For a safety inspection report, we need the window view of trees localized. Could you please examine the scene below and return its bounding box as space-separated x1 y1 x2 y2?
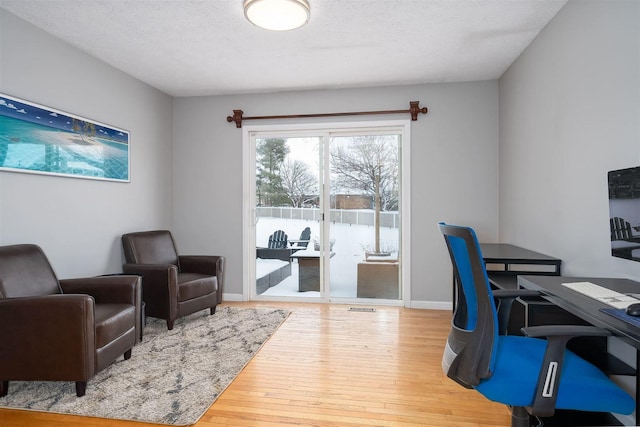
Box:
280 159 317 207
330 135 399 211
331 135 399 255
256 138 289 207
256 135 399 213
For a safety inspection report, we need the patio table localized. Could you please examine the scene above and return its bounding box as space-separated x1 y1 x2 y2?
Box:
290 250 334 292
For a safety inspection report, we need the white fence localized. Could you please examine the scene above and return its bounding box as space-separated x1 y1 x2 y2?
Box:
256 207 399 228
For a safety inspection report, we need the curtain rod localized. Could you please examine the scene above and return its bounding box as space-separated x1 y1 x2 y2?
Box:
226 101 428 128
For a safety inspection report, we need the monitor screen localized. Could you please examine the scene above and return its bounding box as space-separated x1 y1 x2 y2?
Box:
608 166 640 261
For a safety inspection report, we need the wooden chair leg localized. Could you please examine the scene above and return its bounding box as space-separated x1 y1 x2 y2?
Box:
210 306 216 315
124 349 132 360
167 319 174 330
0 381 8 397
75 381 87 397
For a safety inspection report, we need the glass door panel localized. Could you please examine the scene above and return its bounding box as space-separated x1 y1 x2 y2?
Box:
254 136 323 298
328 134 401 300
250 128 403 302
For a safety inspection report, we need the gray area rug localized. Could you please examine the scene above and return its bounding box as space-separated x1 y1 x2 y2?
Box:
0 306 290 425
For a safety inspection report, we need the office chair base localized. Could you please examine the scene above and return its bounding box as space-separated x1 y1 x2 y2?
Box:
510 406 533 427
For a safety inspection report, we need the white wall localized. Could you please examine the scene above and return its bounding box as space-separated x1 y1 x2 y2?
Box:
173 82 499 304
499 0 640 278
0 11 174 278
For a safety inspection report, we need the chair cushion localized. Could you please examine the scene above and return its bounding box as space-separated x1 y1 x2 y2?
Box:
475 335 635 415
94 303 136 349
177 273 217 302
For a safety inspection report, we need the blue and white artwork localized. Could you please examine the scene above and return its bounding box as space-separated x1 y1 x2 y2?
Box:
0 93 129 182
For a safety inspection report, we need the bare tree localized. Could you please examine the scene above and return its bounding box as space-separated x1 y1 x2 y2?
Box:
330 135 399 253
330 135 398 209
280 159 317 207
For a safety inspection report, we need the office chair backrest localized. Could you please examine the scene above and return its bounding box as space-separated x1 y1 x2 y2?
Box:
438 223 498 387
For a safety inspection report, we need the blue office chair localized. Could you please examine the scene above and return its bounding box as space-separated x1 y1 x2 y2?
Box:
438 223 635 427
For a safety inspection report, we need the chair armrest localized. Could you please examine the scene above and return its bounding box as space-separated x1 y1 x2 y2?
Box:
123 263 177 283
522 325 611 338
492 289 541 299
123 262 179 303
60 275 141 305
179 255 225 304
289 240 311 245
492 289 541 335
179 255 223 276
0 295 96 378
521 325 612 417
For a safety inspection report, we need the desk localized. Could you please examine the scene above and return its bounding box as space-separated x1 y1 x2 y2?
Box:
477 244 562 334
481 243 561 289
452 243 561 317
518 275 640 426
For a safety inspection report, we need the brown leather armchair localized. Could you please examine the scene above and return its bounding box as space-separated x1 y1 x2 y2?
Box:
0 244 141 397
121 230 225 330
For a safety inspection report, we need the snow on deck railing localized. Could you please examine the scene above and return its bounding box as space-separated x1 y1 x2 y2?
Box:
256 207 399 228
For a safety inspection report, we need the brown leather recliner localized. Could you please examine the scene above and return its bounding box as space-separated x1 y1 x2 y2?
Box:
121 230 225 330
0 244 141 397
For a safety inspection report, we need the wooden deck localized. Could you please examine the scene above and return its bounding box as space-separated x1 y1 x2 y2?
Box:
0 302 510 427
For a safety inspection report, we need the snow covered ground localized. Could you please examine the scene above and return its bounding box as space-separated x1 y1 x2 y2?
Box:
256 216 399 298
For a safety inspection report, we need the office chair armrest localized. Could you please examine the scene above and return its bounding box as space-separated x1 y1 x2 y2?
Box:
522 324 611 338
521 325 612 417
492 289 540 299
492 289 541 335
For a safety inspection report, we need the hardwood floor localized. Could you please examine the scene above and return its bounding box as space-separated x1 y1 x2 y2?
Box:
0 302 510 426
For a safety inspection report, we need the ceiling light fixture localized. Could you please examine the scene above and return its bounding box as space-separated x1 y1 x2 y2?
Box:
243 0 310 31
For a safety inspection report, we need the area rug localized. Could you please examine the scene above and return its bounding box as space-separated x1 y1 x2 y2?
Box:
0 306 290 425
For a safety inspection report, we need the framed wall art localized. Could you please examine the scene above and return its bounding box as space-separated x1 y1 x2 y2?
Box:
0 93 129 182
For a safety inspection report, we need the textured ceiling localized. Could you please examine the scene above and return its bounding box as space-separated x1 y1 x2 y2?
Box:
0 0 567 97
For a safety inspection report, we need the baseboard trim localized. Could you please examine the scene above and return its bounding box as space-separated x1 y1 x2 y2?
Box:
222 293 244 302
409 300 452 310
224 292 452 310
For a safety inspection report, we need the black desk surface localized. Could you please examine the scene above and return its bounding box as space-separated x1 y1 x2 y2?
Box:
480 243 561 264
518 275 640 349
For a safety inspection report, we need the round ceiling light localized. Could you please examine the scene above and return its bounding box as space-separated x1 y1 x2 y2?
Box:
243 0 310 31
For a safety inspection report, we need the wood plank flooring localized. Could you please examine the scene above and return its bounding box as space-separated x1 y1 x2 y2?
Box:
0 302 510 426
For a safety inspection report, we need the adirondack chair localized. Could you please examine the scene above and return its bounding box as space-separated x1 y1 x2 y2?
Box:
268 230 288 249
257 230 292 262
289 227 311 253
609 217 640 260
610 217 635 241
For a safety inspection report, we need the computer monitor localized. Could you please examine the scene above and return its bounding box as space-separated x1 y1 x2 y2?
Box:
608 166 640 261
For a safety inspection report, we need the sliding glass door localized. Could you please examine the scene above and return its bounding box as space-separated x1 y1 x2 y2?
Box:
328 134 401 299
245 121 408 304
254 135 324 298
